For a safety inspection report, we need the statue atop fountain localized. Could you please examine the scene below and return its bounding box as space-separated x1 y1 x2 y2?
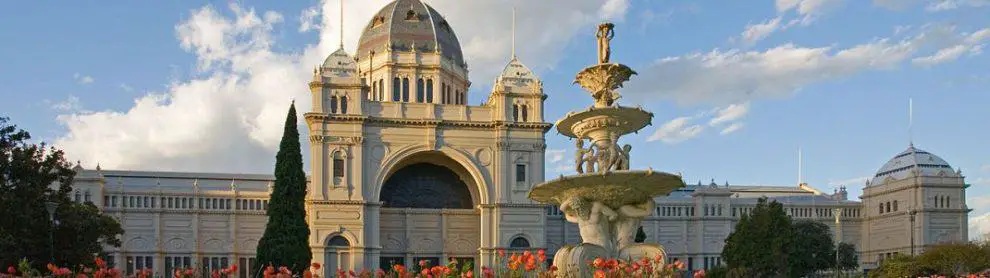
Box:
528 22 686 277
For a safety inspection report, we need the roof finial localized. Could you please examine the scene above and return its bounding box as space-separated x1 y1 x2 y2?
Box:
339 0 344 50
511 7 516 59
908 97 914 147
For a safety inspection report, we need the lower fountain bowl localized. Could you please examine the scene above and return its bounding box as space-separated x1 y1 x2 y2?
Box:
528 170 686 208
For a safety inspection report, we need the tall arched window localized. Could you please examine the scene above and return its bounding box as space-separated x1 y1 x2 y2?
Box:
340 96 348 114
509 237 530 249
426 79 434 103
886 202 891 213
75 191 81 202
441 83 448 104
512 105 519 122
416 78 425 102
330 96 338 114
392 78 401 101
402 78 410 102
84 191 91 202
946 196 950 208
893 200 898 211
525 105 531 121
332 151 345 186
369 80 375 100
879 203 883 214
378 79 384 101
455 90 461 104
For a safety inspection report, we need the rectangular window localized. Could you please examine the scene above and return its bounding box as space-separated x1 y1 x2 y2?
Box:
516 164 527 183
104 196 110 207
111 196 117 207
129 196 135 207
151 197 155 208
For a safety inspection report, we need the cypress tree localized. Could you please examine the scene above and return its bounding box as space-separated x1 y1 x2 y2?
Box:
256 102 312 273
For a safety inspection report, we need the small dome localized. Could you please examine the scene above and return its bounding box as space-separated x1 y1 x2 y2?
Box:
870 145 957 185
356 0 465 66
321 48 357 76
497 58 537 84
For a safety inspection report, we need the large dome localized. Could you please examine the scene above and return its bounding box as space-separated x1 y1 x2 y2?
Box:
870 145 958 185
357 0 465 66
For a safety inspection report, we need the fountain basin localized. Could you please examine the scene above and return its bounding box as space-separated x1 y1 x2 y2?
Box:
555 106 653 140
528 170 686 208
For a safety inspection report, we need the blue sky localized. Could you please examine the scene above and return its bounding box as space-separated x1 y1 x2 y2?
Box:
1 0 988 236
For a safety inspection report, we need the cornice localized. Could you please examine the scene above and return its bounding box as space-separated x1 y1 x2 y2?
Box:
304 113 554 132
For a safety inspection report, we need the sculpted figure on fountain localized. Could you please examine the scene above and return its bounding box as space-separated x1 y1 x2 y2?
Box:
614 199 655 249
560 196 618 253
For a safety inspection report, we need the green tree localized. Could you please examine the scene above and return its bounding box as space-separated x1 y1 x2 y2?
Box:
789 220 834 277
635 226 646 243
836 242 858 271
721 197 794 277
869 254 921 278
915 242 990 275
256 103 312 273
0 117 123 269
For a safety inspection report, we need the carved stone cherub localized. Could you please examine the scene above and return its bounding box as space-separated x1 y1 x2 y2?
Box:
575 139 589 174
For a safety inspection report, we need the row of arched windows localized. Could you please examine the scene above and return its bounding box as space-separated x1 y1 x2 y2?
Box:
512 104 529 122
329 96 348 114
656 206 695 217
366 77 464 104
74 190 91 203
879 200 899 214
934 195 951 208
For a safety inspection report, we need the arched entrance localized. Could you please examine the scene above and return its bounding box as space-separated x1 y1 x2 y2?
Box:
325 236 351 277
377 151 481 270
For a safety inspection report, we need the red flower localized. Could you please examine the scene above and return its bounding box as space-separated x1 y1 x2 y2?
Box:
537 249 545 256
211 270 221 278
95 258 106 268
498 249 506 257
594 270 606 278
592 258 605 269
7 266 15 274
303 270 313 278
349 270 357 277
185 268 194 276
694 269 707 278
312 263 321 270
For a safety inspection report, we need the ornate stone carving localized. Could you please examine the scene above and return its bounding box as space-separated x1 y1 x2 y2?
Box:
475 147 493 166
310 135 365 145
596 23 615 64
574 64 636 108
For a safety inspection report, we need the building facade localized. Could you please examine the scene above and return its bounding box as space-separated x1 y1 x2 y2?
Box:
67 0 971 276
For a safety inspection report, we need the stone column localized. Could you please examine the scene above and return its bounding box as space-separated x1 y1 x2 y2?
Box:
365 203 382 271
478 204 496 269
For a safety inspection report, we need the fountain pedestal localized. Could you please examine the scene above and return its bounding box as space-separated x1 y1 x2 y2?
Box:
527 22 685 277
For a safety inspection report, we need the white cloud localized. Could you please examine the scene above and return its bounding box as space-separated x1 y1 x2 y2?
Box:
52 0 630 173
719 123 745 135
927 0 990 11
119 83 133 92
73 73 94 84
971 212 990 240
50 95 85 113
647 117 704 144
709 102 750 126
740 17 782 45
912 27 990 66
546 149 566 164
625 24 980 105
600 0 630 21
298 6 321 32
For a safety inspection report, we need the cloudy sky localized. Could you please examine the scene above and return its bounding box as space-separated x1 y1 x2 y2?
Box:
1 0 988 238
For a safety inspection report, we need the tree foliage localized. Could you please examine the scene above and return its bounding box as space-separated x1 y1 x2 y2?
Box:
256 103 312 273
0 117 123 269
836 242 858 271
869 241 990 277
721 197 794 277
722 198 855 277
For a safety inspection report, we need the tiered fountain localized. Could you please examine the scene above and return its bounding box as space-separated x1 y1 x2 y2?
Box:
528 22 686 277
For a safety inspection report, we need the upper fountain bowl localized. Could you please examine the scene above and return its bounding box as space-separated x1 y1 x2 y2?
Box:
555 106 653 139
528 169 686 208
